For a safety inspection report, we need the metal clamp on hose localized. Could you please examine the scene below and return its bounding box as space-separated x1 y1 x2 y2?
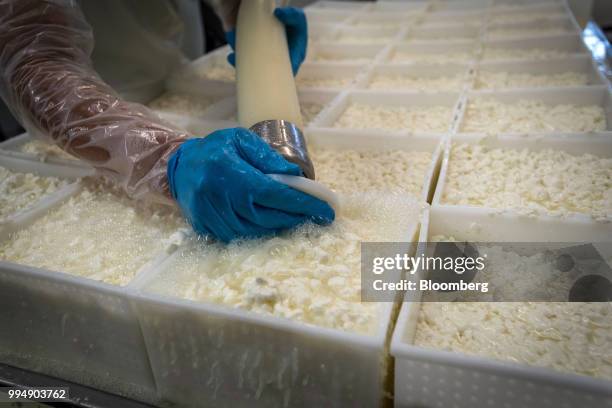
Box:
250 119 315 180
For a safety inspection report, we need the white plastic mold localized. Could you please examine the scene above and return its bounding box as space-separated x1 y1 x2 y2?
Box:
166 45 235 96
0 260 160 405
489 12 571 26
296 63 366 91
307 43 385 65
432 133 612 226
387 42 481 64
148 89 232 120
369 1 429 13
481 34 591 62
308 1 370 11
304 8 353 25
348 12 420 29
305 129 445 203
489 3 572 23
402 25 482 44
428 204 611 242
419 16 484 30
0 133 30 152
155 110 238 136
1 174 181 290
0 133 93 171
307 22 343 42
128 204 425 407
487 14 577 30
299 89 344 128
333 26 403 45
0 159 165 404
0 153 86 226
493 0 567 13
193 95 238 121
0 152 86 180
424 9 486 24
196 89 340 128
430 0 490 12
359 63 473 93
313 90 462 135
485 16 581 41
456 86 612 133
151 110 192 132
391 207 612 408
473 55 609 90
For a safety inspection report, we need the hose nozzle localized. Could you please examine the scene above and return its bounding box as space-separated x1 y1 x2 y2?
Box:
250 120 315 180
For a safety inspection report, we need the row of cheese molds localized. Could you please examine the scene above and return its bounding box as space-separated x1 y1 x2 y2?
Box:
0 127 435 406
152 42 602 140
2 148 611 407
306 87 611 136
173 45 605 95
4 86 609 169
142 0 595 136
2 146 610 407
2 1 610 407
154 2 586 109
0 129 444 213
393 205 612 408
162 37 588 97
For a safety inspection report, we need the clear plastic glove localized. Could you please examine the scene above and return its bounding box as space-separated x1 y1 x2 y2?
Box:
225 7 308 75
167 128 334 243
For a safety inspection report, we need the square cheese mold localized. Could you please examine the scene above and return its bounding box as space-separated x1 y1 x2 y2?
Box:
296 64 363 91
391 206 612 408
131 193 426 407
0 158 164 403
363 63 471 92
473 56 606 90
307 43 382 65
433 133 612 223
0 154 81 223
481 34 589 62
457 87 612 134
305 130 444 202
389 42 479 64
0 133 92 170
0 179 187 287
316 90 461 134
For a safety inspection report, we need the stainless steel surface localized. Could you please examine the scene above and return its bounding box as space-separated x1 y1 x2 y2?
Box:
583 21 612 86
250 119 316 180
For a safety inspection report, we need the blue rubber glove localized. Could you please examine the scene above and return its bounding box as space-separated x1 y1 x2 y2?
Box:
225 7 308 76
167 128 334 243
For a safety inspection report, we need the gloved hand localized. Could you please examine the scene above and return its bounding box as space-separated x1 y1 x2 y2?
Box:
167 128 334 243
225 7 308 76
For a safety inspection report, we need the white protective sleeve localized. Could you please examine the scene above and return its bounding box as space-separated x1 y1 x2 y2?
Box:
206 0 242 30
0 0 189 204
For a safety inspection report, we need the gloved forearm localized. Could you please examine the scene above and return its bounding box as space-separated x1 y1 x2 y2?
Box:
0 0 188 203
